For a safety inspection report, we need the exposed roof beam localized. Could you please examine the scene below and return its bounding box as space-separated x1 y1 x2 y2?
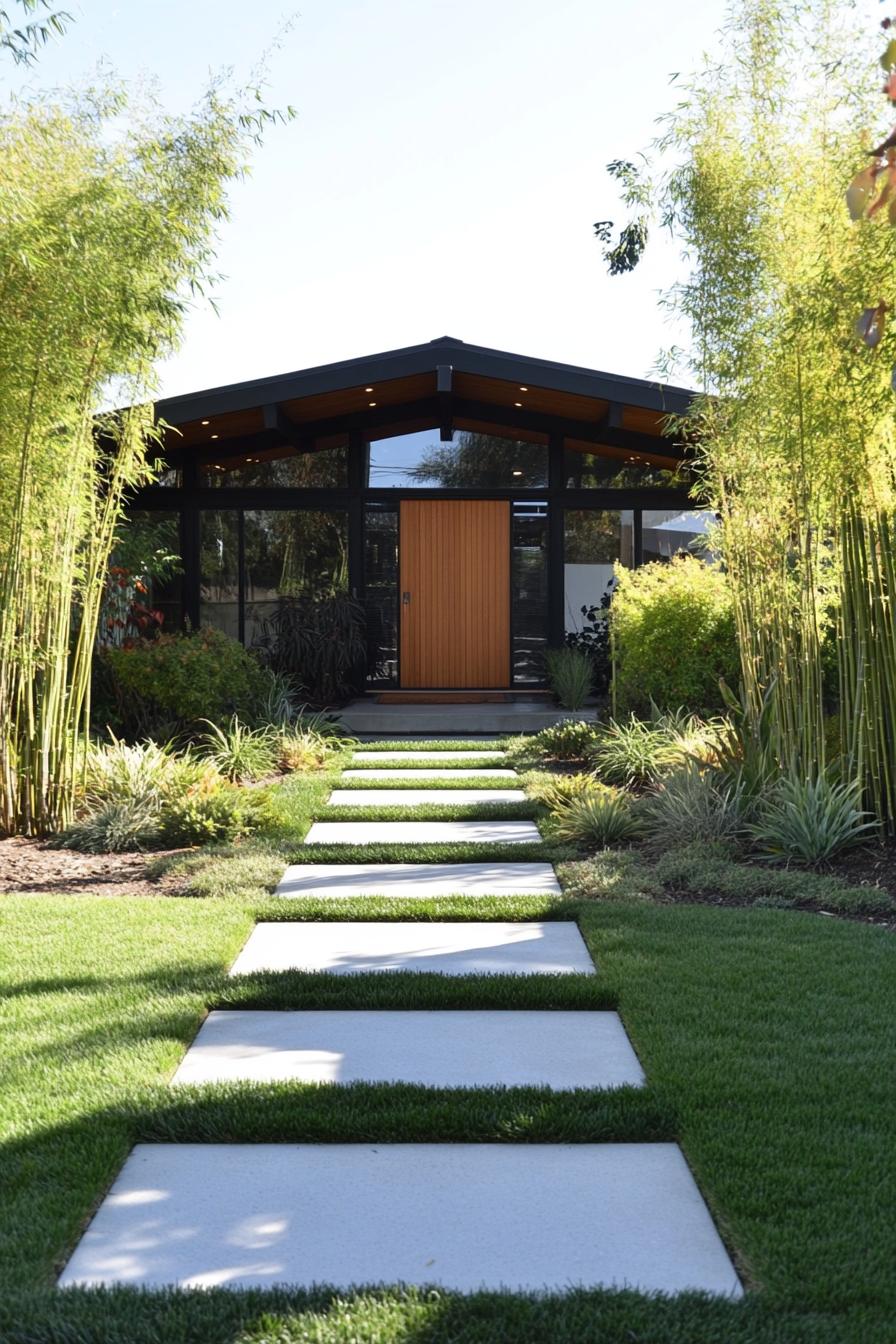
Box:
436 364 453 442
163 395 684 466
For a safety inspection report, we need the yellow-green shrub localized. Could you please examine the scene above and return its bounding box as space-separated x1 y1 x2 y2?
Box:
611 557 738 714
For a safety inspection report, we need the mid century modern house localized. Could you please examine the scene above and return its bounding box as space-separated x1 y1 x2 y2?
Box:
131 336 701 691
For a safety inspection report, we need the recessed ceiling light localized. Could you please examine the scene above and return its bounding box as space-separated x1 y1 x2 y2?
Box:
369 401 377 407
514 401 522 408
519 386 528 392
211 433 218 439
365 386 374 392
201 419 210 425
512 469 523 476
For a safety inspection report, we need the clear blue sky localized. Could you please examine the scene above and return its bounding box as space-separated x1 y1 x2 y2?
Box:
6 0 735 397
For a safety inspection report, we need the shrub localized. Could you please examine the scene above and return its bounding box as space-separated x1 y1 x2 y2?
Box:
62 798 160 853
610 556 739 714
747 773 876 865
279 726 332 772
158 780 251 846
544 647 593 710
253 594 367 705
551 791 643 847
83 735 174 812
514 719 599 762
199 716 278 783
95 627 274 739
639 763 748 849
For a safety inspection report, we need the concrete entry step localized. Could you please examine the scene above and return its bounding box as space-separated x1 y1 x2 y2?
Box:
327 789 527 807
275 861 561 899
229 921 595 976
340 701 595 735
59 1143 743 1295
305 820 541 845
351 750 506 761
341 768 519 779
171 1010 645 1090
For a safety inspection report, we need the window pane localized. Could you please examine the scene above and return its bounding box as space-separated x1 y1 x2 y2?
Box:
244 510 349 648
563 447 690 489
512 502 548 683
368 427 547 489
200 510 240 640
104 510 183 642
201 443 348 488
641 509 715 563
363 506 399 684
564 509 633 635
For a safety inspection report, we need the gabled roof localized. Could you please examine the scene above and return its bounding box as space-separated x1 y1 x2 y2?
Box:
156 336 694 465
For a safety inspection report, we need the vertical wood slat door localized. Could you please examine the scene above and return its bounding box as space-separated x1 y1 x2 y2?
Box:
399 500 510 688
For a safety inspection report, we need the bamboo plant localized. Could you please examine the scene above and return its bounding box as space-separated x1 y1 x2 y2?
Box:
0 83 288 834
599 0 896 831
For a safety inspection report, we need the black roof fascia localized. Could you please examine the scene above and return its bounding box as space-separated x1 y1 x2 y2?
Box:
155 336 694 424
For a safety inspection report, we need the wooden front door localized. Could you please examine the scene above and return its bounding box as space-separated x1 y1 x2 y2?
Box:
399 500 510 688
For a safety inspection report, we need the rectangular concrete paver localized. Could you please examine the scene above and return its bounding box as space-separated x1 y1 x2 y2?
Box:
275 861 561 898
305 820 540 845
59 1143 743 1295
341 768 518 779
351 750 505 760
229 921 595 976
172 1010 643 1090
327 789 526 807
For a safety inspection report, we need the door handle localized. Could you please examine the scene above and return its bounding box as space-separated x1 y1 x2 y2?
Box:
402 591 411 605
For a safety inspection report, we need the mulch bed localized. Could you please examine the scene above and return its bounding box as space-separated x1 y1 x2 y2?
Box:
0 836 186 898
824 842 896 899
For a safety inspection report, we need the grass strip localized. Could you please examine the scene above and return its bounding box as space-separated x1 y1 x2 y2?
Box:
295 841 574 864
217 969 610 1011
320 802 541 822
345 756 514 771
260 894 572 922
121 1079 668 1145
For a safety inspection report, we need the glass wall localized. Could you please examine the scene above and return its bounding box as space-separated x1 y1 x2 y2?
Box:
363 505 399 684
563 449 690 489
512 502 548 682
368 427 548 489
105 510 183 642
641 508 716 563
199 509 349 645
564 509 634 635
199 510 240 639
200 442 348 489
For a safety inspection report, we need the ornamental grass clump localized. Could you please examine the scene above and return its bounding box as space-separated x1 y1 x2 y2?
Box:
640 763 749 850
551 790 643 848
0 81 288 835
544 647 593 710
747 774 876 866
199 717 278 783
516 719 600 762
589 715 682 790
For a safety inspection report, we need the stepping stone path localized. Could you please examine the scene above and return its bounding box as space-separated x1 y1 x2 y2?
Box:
305 819 541 844
229 920 596 976
61 736 742 1298
172 1009 645 1089
275 861 561 898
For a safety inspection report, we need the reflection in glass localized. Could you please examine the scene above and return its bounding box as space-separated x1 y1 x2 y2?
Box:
564 509 634 635
201 445 348 489
641 509 716 563
563 448 690 489
199 510 240 640
512 502 548 683
244 510 349 647
368 428 547 488
106 510 183 641
363 506 399 684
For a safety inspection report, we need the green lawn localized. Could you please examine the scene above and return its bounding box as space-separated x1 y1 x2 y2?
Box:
1 753 894 1342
